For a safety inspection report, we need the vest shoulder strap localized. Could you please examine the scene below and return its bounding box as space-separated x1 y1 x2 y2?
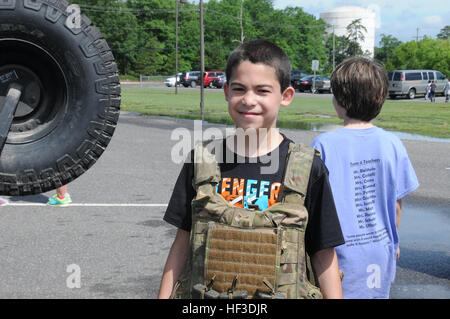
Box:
192 139 221 189
281 143 317 199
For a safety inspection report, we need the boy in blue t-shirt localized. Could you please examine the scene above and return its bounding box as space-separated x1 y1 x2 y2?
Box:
311 57 419 298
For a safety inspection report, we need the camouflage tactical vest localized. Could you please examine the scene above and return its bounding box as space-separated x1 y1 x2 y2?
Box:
172 140 322 299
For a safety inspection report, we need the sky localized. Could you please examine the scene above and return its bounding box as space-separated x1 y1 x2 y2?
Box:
191 0 449 45
272 0 449 44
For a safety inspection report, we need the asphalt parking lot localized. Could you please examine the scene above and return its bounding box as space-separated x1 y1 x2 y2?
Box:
0 111 449 299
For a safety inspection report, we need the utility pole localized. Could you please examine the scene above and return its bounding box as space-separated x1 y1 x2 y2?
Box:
200 0 205 122
332 25 336 71
232 1 245 44
239 0 244 44
175 0 179 94
416 28 419 42
175 0 187 94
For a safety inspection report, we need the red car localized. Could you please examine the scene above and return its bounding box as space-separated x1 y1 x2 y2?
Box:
202 71 225 88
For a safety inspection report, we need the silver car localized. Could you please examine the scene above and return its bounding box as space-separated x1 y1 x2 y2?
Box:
316 75 331 93
388 69 447 99
164 73 181 87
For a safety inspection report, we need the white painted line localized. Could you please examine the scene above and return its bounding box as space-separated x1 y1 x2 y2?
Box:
4 203 168 207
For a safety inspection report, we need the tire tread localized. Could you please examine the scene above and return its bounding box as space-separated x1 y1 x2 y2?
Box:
0 0 121 195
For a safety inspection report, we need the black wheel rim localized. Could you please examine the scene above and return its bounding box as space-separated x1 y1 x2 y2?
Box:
0 38 68 145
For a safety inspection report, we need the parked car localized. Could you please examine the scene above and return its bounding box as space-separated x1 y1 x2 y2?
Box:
164 73 181 87
294 75 330 93
211 74 226 88
290 70 308 88
180 71 201 88
316 76 331 93
202 71 225 88
388 69 448 99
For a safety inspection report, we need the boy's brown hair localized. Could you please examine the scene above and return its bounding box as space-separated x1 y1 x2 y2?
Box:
331 57 389 121
225 39 291 93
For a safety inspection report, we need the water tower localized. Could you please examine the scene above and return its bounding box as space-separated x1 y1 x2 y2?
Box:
320 6 376 57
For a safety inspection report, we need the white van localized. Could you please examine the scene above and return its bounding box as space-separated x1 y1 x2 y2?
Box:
388 70 447 99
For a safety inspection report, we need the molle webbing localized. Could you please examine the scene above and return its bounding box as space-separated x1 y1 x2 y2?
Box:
205 225 279 298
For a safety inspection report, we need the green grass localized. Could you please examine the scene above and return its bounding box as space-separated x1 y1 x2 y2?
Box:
121 87 450 139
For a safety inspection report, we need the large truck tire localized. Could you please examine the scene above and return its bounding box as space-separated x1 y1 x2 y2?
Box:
0 0 120 196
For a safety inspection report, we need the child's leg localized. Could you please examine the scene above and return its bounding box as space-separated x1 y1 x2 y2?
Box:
47 185 71 206
57 185 68 199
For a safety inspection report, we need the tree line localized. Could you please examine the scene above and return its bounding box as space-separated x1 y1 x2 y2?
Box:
71 0 450 78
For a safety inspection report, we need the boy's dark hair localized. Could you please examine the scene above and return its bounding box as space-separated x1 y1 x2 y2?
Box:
331 57 388 121
225 39 291 92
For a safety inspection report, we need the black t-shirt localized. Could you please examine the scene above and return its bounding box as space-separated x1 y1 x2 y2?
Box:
163 135 344 256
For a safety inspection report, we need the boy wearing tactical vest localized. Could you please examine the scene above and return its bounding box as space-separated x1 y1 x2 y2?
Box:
158 40 344 299
311 57 419 298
